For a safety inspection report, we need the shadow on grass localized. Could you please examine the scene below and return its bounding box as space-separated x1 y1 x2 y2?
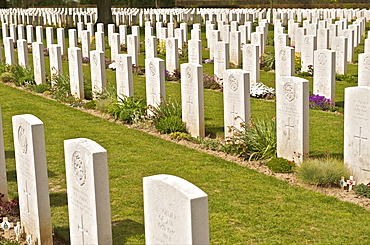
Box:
6 170 16 182
112 219 145 243
205 126 224 138
335 101 344 107
53 219 144 244
50 192 67 207
53 226 70 245
5 150 14 159
309 152 344 159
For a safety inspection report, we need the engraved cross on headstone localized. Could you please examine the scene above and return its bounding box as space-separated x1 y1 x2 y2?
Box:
230 105 238 126
78 213 89 245
24 181 31 214
150 87 156 105
187 95 193 115
354 127 367 157
285 117 294 141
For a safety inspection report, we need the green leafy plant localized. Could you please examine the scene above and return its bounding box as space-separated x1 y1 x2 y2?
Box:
28 83 51 93
267 157 295 173
106 96 146 124
336 74 357 83
151 99 186 134
260 52 275 72
232 117 277 160
354 183 370 199
51 73 81 104
203 73 222 90
296 156 350 187
294 52 302 74
179 42 188 61
84 100 97 109
169 132 193 140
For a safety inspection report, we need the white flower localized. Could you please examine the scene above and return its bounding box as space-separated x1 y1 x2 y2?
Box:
250 83 276 98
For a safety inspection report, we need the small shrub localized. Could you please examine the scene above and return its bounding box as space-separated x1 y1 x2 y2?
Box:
336 74 357 83
260 52 275 71
203 73 222 90
84 100 97 109
266 36 274 46
0 193 19 217
106 96 146 124
354 183 370 198
132 64 144 75
0 72 15 83
231 117 277 160
179 43 188 61
165 69 181 81
309 94 339 112
169 132 192 140
155 116 186 134
192 137 224 151
29 83 51 93
151 99 186 134
267 157 295 173
296 157 350 187
354 46 364 54
51 73 73 102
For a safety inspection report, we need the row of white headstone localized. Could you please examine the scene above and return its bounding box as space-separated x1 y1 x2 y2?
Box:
2 8 370 184
0 112 209 244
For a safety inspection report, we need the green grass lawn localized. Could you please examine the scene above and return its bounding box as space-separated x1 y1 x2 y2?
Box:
2 82 370 244
0 23 369 244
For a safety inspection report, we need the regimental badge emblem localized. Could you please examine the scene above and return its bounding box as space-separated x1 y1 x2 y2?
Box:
279 49 287 61
318 52 327 66
364 56 370 71
229 74 238 92
73 151 86 187
186 67 192 82
18 126 27 154
283 81 295 102
149 61 156 76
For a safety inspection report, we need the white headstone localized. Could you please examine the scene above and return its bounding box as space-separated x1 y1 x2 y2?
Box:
166 37 179 73
26 25 34 43
275 46 295 79
344 86 370 184
181 63 205 137
4 37 15 65
223 69 250 139
95 31 105 52
145 58 166 111
242 44 260 85
188 39 202 65
68 29 78 48
35 26 43 43
332 36 348 75
68 47 84 99
90 50 106 98
49 44 62 80
143 174 209 245
229 31 241 66
313 49 336 103
64 138 112 245
45 27 53 48
32 42 46 85
301 35 316 72
276 76 309 164
127 35 138 65
110 33 120 62
116 54 134 98
12 114 52 245
317 28 329 50
214 42 229 79
81 30 90 59
358 53 370 86
57 28 66 55
145 36 157 59
17 39 28 68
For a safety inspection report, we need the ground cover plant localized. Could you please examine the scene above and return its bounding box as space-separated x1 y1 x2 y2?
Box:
0 19 369 244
